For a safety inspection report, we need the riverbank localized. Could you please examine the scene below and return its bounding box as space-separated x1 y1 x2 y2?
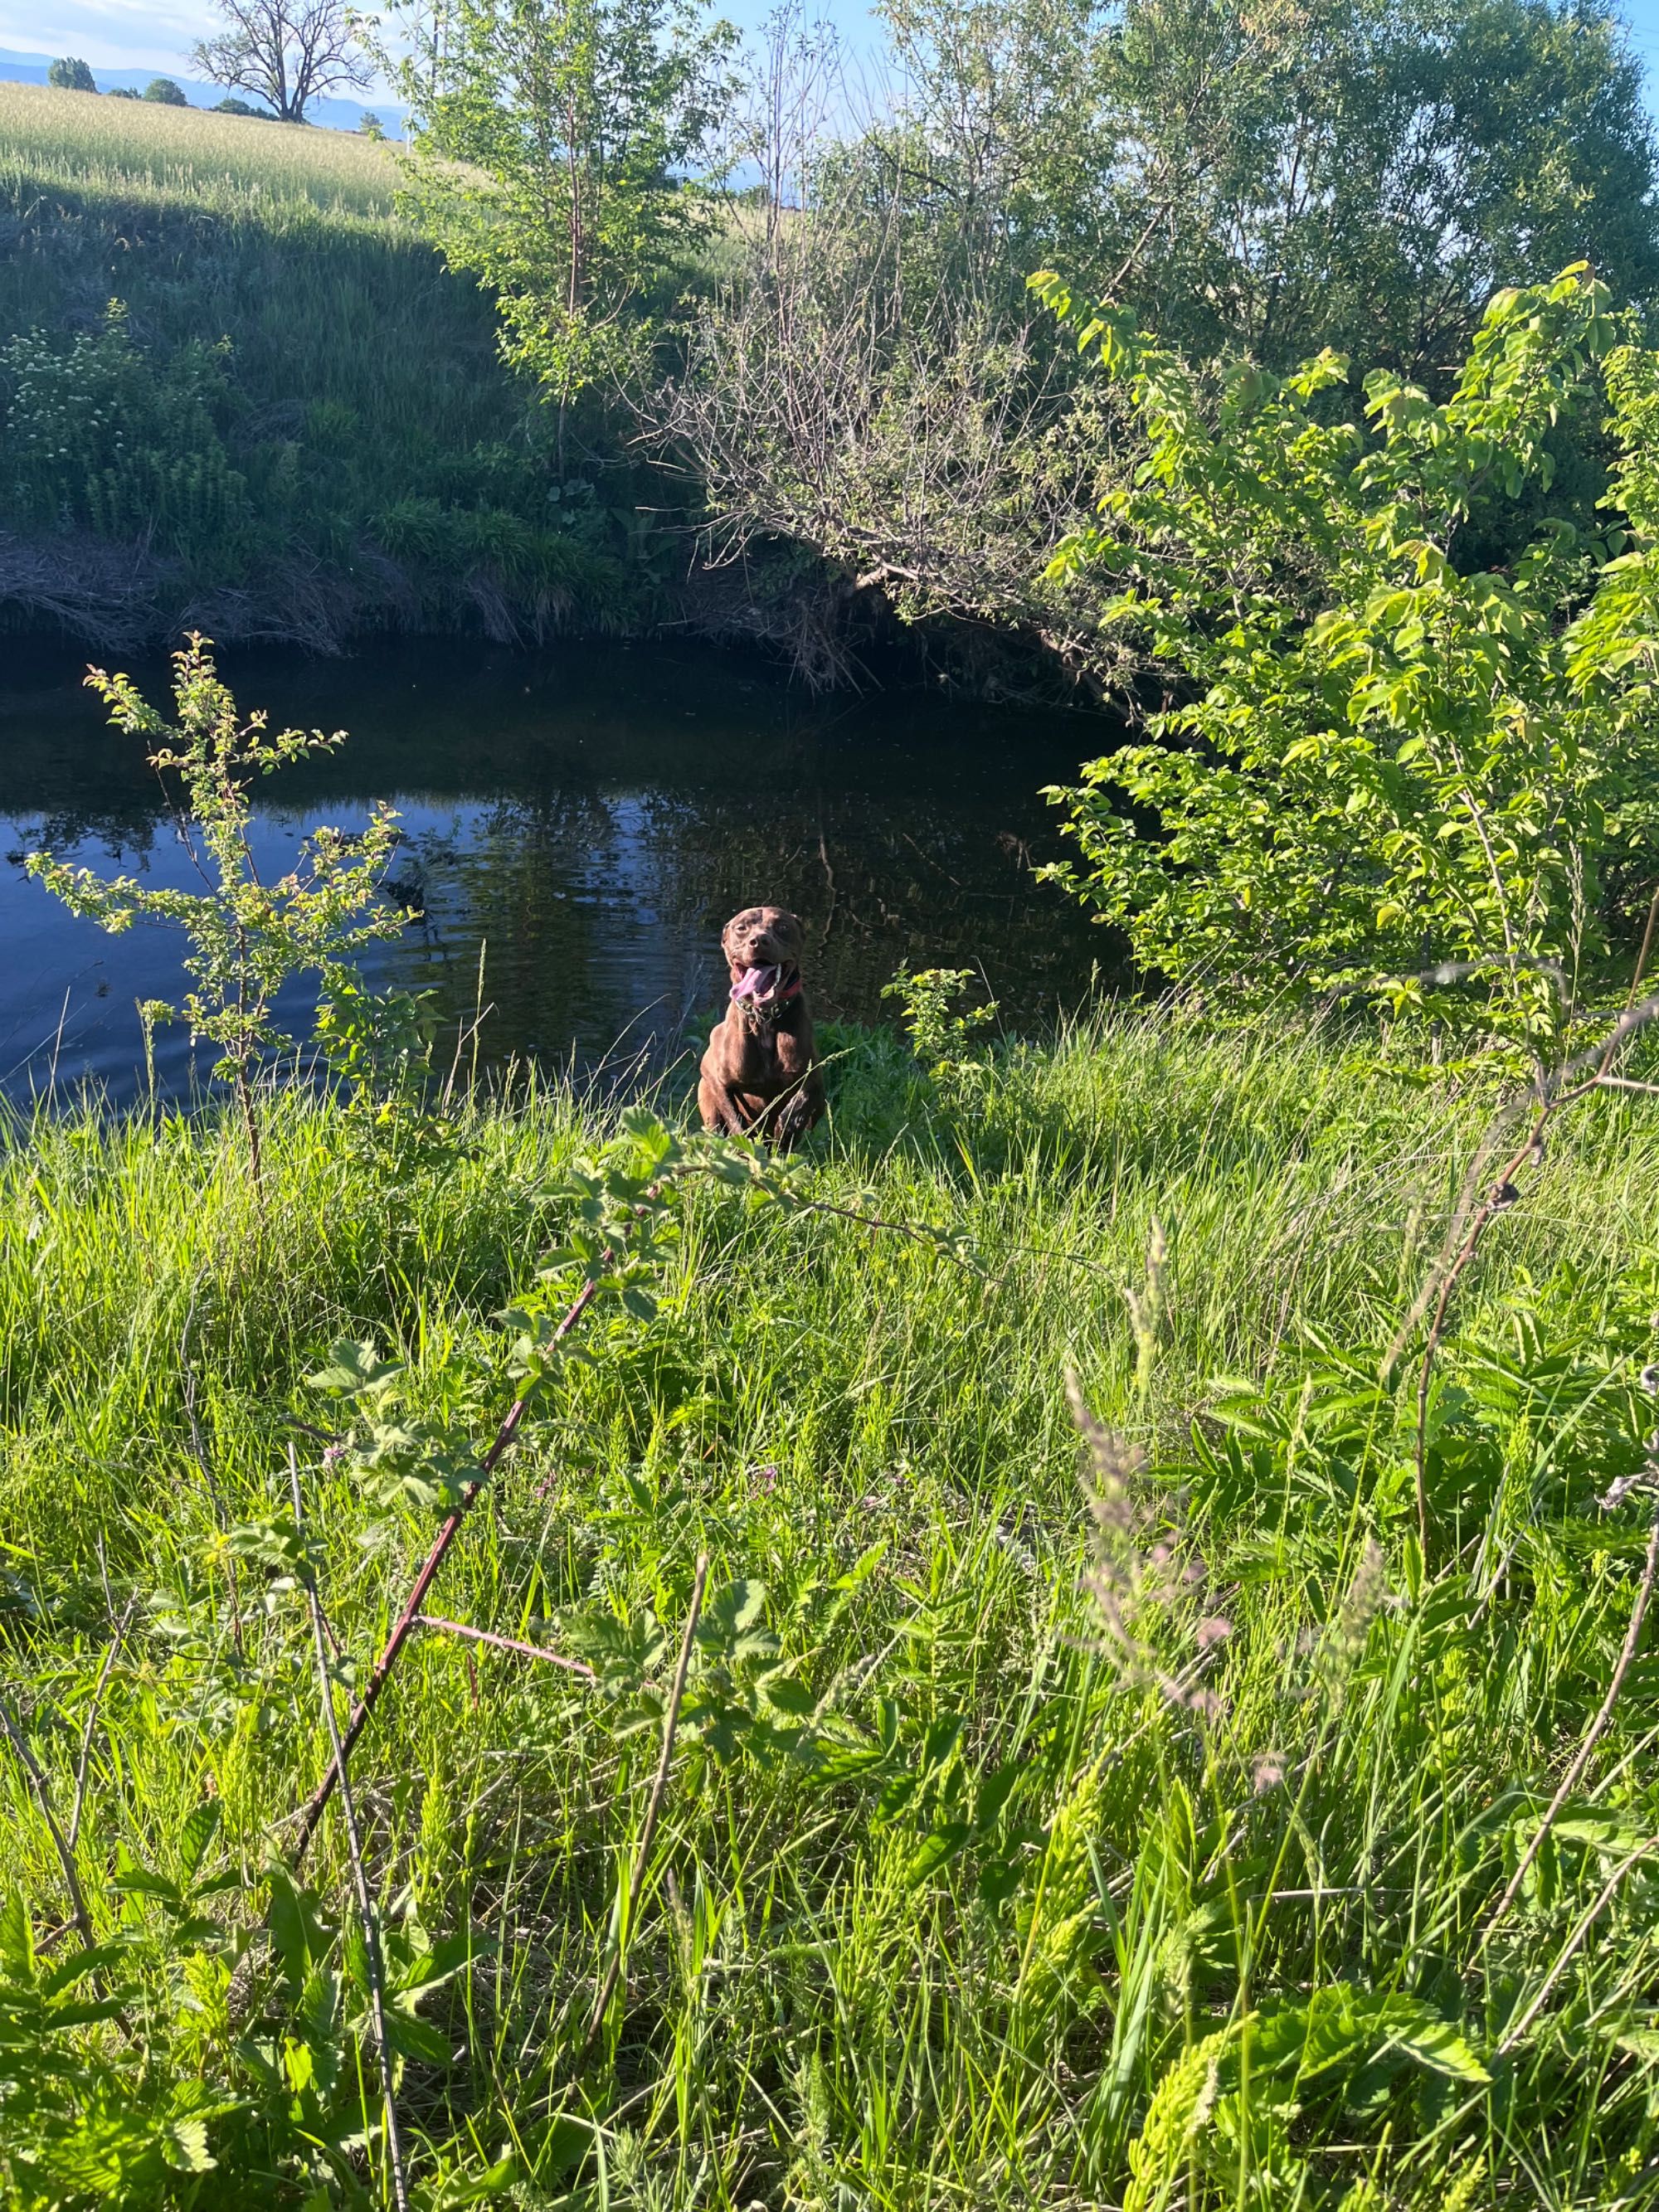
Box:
3 1014 1657 2204
0 83 920 678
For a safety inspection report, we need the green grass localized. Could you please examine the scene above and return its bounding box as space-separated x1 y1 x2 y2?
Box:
0 84 640 644
3 1016 1659 2205
0 81 405 211
0 81 514 485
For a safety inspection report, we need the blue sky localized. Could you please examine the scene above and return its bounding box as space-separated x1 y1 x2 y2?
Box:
2 0 884 85
8 0 1659 109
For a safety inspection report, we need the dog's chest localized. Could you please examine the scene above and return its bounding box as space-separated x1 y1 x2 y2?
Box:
725 1011 803 1082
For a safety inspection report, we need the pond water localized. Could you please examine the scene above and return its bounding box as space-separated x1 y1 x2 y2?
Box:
0 634 1113 1107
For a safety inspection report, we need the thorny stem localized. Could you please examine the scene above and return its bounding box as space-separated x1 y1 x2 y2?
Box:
0 1692 95 1950
288 1148 975 1863
579 1553 709 2061
289 1447 411 2212
289 1272 601 1865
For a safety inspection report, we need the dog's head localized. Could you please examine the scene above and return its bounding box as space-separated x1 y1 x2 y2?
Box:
722 904 806 1005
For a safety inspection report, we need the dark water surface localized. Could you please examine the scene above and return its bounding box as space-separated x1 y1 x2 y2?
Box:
0 635 1111 1106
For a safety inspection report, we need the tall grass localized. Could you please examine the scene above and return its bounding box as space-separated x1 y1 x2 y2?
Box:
3 1015 1659 2203
0 85 636 645
0 82 403 213
0 84 514 480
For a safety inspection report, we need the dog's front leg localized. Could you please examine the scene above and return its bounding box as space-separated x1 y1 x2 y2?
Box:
698 1071 753 1137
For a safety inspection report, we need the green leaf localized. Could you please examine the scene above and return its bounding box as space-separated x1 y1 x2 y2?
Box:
698 1579 767 1648
111 1853 182 1906
385 2010 454 2065
1375 1997 1490 2083
974 1759 1022 1835
905 1821 971 1889
0 1894 34 1982
757 1672 816 1721
306 1339 405 1396
178 1797 221 1880
160 2115 217 2173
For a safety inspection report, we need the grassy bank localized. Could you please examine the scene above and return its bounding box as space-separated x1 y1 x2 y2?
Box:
0 85 645 649
3 1014 1659 2205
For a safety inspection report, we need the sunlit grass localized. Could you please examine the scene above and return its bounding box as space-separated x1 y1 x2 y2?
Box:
3 1016 1658 2203
0 82 522 561
0 81 400 218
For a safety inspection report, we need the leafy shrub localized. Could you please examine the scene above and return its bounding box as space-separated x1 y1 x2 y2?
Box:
46 57 96 92
1030 263 1659 1067
143 79 188 106
1 304 255 571
27 639 403 1188
882 962 998 1085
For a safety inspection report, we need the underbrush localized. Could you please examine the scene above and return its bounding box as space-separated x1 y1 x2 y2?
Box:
0 85 657 649
2 1014 1658 2206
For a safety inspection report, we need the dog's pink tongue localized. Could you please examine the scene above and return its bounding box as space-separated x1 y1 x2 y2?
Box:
734 964 780 999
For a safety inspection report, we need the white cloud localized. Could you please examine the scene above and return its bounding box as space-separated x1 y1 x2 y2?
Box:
0 0 218 73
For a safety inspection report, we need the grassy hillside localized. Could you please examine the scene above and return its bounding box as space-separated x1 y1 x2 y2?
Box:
3 1018 1659 2204
0 85 636 648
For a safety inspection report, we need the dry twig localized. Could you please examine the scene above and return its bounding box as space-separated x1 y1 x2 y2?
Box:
415 1613 596 1678
0 1692 94 1949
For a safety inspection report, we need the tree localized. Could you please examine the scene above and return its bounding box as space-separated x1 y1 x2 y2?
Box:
1085 0 1659 374
387 0 737 428
213 95 274 114
193 0 372 124
144 76 189 104
1027 264 1659 1064
46 56 97 90
659 0 1659 679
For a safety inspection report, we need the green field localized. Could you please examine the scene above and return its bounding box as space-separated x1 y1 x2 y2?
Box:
0 80 404 211
4 1013 1659 2205
0 85 634 646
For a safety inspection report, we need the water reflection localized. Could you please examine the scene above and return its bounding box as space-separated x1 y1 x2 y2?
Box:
0 634 1114 1103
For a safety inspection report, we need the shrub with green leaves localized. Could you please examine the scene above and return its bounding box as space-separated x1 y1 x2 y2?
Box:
2 303 254 572
26 638 403 1184
1029 262 1659 1066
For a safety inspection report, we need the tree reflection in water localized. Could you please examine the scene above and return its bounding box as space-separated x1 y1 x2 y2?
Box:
0 634 1113 1101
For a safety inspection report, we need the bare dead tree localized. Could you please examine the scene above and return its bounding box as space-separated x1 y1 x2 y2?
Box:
727 2 844 280
640 0 1151 693
192 0 371 123
650 177 1136 689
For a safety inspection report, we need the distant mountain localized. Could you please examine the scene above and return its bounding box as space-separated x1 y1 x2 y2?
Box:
0 47 404 135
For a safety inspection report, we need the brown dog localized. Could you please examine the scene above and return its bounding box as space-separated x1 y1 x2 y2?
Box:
698 903 824 1148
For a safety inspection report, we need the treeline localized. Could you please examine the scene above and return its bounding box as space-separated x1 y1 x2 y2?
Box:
4 0 1658 664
